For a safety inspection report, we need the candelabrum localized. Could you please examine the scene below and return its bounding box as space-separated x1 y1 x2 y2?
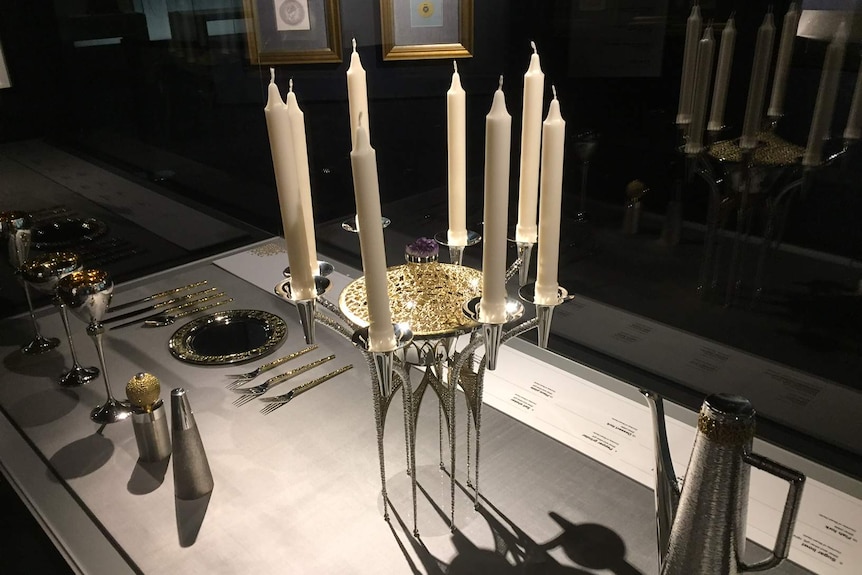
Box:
275 237 572 536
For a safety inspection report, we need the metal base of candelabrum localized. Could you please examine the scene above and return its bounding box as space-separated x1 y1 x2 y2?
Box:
274 240 573 536
341 216 392 233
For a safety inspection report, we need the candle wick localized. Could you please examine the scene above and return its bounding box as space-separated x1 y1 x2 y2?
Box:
289 78 294 92
530 40 537 54
352 37 357 52
552 85 557 100
269 67 275 84
453 60 458 73
498 75 504 89
767 4 773 14
729 10 736 20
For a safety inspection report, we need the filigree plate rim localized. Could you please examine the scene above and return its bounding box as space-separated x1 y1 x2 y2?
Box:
168 309 287 365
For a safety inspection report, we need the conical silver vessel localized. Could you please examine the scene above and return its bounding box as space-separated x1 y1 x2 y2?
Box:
171 388 214 500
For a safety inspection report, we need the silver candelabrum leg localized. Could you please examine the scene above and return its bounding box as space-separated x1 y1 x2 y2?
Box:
351 324 415 531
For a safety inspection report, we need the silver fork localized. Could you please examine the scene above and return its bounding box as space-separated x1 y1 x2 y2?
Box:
225 345 318 389
232 355 334 407
260 365 353 415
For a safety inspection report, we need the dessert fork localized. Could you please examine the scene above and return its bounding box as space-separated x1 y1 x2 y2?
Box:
225 345 318 389
232 354 334 407
259 365 353 415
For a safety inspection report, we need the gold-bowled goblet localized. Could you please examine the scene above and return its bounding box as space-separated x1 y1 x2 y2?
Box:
1 211 60 354
56 269 131 424
20 252 100 387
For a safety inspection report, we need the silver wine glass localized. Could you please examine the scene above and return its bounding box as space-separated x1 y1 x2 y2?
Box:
57 269 131 424
20 252 100 387
1 211 60 354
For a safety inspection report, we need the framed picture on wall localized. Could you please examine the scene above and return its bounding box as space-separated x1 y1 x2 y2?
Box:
380 0 473 61
243 0 342 64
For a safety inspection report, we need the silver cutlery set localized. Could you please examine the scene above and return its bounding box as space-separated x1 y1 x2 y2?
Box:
226 344 353 414
106 283 232 329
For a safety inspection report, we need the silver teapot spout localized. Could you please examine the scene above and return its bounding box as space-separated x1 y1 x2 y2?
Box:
641 391 806 575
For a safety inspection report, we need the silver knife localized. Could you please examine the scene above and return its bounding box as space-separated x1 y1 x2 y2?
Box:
108 281 208 312
103 287 217 324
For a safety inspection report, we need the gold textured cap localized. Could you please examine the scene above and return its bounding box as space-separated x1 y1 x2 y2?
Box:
126 372 161 412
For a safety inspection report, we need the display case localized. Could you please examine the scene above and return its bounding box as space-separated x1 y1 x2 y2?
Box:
1 1 861 573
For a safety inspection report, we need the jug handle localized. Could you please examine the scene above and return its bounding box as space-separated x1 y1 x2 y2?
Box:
740 453 806 572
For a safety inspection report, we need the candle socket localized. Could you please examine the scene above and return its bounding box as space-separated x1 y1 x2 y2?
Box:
518 283 573 349
351 323 414 398
131 400 171 462
462 296 525 370
515 241 535 287
434 230 482 266
274 275 332 345
283 260 335 279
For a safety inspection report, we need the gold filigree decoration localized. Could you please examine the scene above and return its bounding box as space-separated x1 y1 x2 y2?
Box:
339 263 482 338
250 241 287 257
707 131 804 166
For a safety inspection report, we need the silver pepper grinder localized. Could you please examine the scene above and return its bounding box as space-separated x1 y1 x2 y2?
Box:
126 373 171 462
171 388 214 500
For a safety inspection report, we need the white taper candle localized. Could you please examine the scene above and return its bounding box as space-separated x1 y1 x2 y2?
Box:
677 3 703 125
515 41 545 244
686 27 715 154
843 51 862 141
286 79 319 278
767 2 800 119
264 69 315 300
350 117 396 351
447 61 468 246
481 76 512 324
804 22 849 166
740 10 775 149
535 88 566 305
708 16 736 132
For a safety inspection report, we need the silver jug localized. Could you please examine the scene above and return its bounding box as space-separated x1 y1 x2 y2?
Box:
642 391 805 575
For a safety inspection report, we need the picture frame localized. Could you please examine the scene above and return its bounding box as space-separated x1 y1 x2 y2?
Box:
243 0 342 65
380 0 473 61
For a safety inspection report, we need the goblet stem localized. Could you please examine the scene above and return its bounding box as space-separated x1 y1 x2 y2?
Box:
57 301 98 387
20 281 59 354
91 328 115 401
23 282 44 338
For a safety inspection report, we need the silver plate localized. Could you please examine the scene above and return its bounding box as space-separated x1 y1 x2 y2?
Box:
168 309 287 365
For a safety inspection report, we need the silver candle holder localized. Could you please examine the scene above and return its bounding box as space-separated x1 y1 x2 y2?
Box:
280 246 572 535
274 275 331 345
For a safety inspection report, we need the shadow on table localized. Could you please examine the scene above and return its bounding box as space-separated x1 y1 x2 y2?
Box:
387 477 642 574
48 431 114 479
7 387 78 427
3 346 66 378
128 456 171 495
175 491 212 547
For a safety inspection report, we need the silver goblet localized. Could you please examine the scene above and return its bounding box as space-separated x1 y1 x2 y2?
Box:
20 252 100 387
1 211 61 354
57 269 131 424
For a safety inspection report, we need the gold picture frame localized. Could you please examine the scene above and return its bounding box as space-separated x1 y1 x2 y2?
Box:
243 0 342 65
380 0 473 61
